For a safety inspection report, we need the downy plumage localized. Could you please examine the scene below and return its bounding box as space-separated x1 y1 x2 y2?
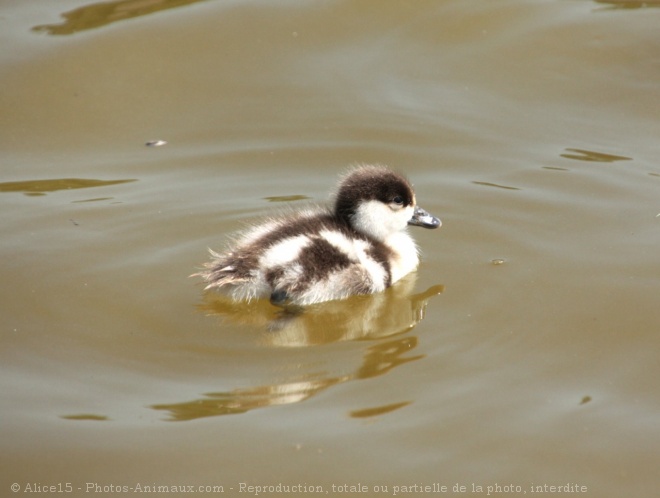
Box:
194 165 440 306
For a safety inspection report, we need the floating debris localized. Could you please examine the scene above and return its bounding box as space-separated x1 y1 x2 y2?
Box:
560 148 631 163
145 139 167 147
491 259 506 265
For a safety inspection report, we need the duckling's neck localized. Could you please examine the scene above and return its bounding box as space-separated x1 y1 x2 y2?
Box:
335 202 420 285
384 231 420 284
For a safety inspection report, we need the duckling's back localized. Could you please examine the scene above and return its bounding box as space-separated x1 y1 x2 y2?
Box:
196 208 396 306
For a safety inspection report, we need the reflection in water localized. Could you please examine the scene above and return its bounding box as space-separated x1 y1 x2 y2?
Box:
594 0 660 10
0 178 136 196
71 197 114 203
61 414 109 421
32 0 208 35
349 401 412 418
560 148 632 163
151 276 443 421
263 195 311 202
197 273 443 345
472 181 521 191
152 335 424 421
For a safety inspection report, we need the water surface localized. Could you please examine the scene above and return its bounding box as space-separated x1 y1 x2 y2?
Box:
1 1 658 497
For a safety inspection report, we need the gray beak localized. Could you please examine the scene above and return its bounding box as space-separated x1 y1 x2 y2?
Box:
408 205 441 229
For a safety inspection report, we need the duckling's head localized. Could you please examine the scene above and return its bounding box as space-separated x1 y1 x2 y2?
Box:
334 164 441 241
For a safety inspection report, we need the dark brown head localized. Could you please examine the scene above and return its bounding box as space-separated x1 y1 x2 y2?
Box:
333 165 440 240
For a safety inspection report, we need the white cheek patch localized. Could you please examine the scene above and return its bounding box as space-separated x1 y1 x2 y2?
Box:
397 205 415 227
352 200 413 241
260 234 311 268
352 200 388 240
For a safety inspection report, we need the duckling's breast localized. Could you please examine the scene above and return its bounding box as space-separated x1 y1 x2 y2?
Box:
384 231 420 284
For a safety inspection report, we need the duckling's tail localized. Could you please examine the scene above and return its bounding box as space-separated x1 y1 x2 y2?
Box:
192 248 253 293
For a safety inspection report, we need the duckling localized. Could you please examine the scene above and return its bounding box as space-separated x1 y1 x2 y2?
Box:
195 164 440 307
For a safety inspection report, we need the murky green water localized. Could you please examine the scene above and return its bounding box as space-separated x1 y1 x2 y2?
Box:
1 1 658 497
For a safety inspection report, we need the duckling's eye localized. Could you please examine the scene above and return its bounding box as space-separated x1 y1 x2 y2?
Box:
392 196 404 205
